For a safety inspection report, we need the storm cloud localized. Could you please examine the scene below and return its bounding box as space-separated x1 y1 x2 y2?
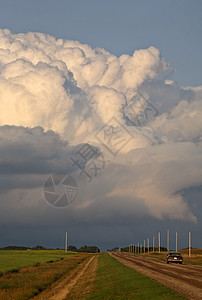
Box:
0 29 202 248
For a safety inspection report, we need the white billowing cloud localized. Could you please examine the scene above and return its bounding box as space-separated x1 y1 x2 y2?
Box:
151 88 202 144
0 29 202 225
0 29 168 141
54 39 167 92
0 58 76 135
88 86 125 123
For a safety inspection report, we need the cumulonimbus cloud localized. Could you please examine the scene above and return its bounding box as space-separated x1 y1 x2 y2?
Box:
0 29 202 223
0 29 168 140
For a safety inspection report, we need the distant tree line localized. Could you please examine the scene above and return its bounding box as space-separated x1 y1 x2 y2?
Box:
68 245 100 253
0 245 47 250
107 247 119 252
0 245 100 253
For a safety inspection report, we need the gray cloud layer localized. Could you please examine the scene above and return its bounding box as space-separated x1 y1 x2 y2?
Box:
0 29 202 248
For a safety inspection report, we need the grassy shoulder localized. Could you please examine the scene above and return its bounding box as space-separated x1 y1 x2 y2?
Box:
87 252 186 300
0 252 90 300
0 250 77 274
140 249 202 266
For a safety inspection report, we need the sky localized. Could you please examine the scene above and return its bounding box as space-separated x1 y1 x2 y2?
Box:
0 0 202 251
0 0 202 86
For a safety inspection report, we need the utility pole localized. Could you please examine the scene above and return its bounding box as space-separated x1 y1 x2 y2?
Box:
158 232 160 253
140 243 142 253
176 232 178 252
147 238 149 253
138 242 139 254
153 236 155 252
65 232 67 253
167 229 169 253
144 240 145 253
189 232 191 258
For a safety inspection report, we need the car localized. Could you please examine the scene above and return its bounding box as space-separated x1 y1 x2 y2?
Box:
166 252 183 264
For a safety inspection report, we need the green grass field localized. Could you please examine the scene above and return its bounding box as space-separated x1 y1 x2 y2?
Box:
87 253 186 300
0 250 77 275
0 251 87 300
0 251 189 299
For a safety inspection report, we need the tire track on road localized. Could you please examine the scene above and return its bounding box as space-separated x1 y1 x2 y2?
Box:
111 252 202 300
33 255 97 300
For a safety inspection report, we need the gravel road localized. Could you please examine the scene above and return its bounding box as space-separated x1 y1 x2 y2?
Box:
32 254 97 300
111 252 202 300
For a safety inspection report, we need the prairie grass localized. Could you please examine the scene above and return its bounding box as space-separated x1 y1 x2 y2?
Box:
0 252 88 300
0 250 77 274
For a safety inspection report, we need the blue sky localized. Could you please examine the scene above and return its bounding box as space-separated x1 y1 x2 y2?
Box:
0 0 201 86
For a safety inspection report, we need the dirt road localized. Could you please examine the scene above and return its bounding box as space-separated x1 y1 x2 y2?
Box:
111 252 202 300
32 254 98 300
